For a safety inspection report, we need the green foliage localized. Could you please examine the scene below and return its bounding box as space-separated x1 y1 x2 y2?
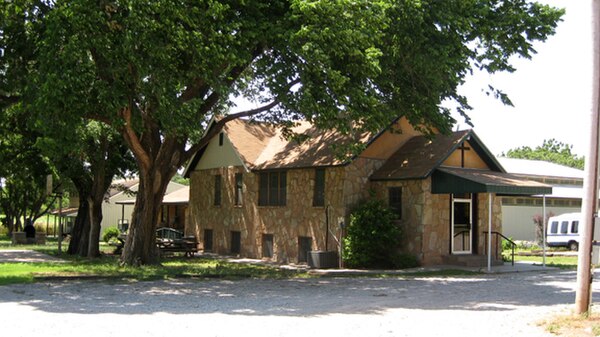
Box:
504 139 584 170
343 199 402 269
102 227 121 243
171 173 190 186
502 238 515 251
2 0 564 265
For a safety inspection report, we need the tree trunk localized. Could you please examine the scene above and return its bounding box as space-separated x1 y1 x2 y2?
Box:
67 198 91 256
87 196 103 258
120 168 173 266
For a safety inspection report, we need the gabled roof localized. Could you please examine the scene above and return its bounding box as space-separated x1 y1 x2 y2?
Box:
370 130 503 181
186 118 372 173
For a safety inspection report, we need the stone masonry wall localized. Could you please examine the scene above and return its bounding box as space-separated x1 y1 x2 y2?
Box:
371 179 502 265
188 166 348 263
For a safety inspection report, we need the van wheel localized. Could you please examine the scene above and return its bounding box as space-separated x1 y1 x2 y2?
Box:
568 241 579 251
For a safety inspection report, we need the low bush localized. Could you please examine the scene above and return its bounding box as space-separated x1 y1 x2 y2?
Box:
343 198 408 269
102 227 121 243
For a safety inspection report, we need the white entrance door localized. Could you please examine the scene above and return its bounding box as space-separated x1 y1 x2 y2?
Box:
452 194 472 254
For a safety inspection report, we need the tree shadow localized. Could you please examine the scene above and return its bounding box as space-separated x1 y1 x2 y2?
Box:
0 270 592 317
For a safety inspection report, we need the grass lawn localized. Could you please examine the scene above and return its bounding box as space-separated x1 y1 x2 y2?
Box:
0 256 305 286
513 254 579 270
0 235 307 285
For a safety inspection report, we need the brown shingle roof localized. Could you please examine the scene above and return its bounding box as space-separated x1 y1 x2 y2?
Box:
225 119 371 170
370 131 470 180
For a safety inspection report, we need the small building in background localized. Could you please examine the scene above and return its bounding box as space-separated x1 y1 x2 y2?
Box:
498 157 583 241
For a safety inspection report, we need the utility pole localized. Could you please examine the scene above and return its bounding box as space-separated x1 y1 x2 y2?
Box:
575 0 600 315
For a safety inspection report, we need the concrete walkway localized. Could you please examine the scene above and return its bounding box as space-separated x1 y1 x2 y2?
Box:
0 250 66 263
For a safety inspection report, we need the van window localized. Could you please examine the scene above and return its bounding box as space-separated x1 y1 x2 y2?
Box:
550 221 559 234
571 221 579 234
560 221 569 234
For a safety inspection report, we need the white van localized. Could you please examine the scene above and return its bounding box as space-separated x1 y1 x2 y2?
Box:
546 212 581 251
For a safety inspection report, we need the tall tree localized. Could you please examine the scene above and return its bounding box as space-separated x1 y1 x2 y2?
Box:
504 139 585 170
39 121 134 257
16 0 563 265
0 105 58 234
1 1 134 257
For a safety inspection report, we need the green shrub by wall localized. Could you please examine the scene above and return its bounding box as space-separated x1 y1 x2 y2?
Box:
343 198 417 269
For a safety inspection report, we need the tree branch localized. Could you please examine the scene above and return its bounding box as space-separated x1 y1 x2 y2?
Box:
119 107 151 173
182 99 280 164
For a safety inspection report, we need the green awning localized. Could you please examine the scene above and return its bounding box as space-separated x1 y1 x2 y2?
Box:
432 167 553 195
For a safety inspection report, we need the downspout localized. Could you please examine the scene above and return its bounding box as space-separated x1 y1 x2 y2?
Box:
325 205 329 251
487 193 492 272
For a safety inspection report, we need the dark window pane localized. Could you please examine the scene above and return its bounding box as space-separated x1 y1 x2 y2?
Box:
235 173 243 206
258 171 286 206
231 231 241 254
572 221 579 234
388 187 402 219
298 236 312 263
259 172 269 206
279 171 287 206
203 229 213 252
550 221 559 234
269 173 279 205
560 221 569 234
313 169 325 207
453 202 470 226
214 175 222 206
262 234 274 258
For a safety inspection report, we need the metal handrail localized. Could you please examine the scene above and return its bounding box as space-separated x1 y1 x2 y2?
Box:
484 231 516 266
453 230 470 253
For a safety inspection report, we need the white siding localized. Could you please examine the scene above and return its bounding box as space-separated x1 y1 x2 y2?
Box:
502 205 580 241
100 182 187 234
196 133 245 170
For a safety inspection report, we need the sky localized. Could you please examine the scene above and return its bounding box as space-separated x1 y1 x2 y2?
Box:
453 0 593 157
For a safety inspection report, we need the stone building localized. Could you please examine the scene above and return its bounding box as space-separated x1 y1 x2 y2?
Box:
184 117 551 267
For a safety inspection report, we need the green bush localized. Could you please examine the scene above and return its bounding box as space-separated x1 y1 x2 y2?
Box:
103 227 121 243
343 198 405 269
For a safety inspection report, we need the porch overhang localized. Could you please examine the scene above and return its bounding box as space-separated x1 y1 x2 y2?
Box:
431 167 553 195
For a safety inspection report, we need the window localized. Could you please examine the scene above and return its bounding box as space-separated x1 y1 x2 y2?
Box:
262 234 274 258
214 175 222 206
234 173 243 206
219 132 224 146
313 169 325 207
550 221 559 234
571 221 579 234
230 231 241 254
298 236 312 263
203 229 213 252
258 171 287 206
388 187 402 218
560 221 569 234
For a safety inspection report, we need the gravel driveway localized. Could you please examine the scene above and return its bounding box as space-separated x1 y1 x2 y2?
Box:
1 270 596 337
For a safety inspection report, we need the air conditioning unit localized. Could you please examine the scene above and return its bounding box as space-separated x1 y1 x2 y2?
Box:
308 250 339 269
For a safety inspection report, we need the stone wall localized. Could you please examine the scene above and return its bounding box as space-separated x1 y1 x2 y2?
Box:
188 161 503 266
371 179 502 265
188 165 348 263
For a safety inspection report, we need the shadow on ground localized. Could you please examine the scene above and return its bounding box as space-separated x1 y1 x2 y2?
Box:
0 270 591 317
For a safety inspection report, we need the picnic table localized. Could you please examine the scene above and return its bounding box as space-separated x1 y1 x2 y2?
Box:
112 228 198 257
